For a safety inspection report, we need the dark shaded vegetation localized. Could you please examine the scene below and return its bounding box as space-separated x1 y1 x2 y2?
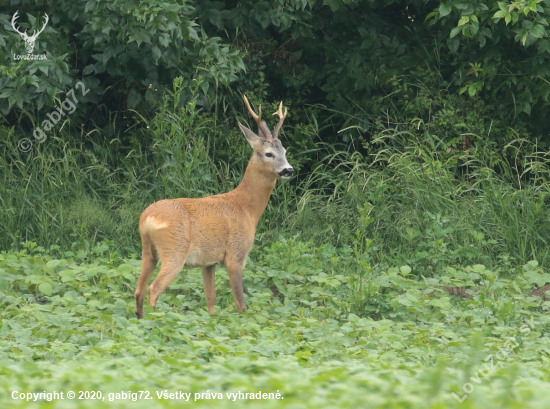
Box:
3 0 550 268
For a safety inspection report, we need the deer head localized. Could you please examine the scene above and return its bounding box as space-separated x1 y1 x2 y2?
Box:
11 11 49 54
238 95 294 179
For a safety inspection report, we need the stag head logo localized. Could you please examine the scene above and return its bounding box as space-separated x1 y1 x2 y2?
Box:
11 11 48 54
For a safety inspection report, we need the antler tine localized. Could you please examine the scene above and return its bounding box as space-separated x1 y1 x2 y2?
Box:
243 95 272 140
11 11 26 36
272 101 288 140
34 14 49 38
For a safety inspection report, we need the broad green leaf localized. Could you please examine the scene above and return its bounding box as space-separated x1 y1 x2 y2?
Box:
400 266 412 275
38 282 53 296
458 16 470 26
152 46 161 62
439 4 452 17
448 36 460 52
450 27 462 38
530 24 546 38
46 260 61 268
324 0 341 12
505 13 512 25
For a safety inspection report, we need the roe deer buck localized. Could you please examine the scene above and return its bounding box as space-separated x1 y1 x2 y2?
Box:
134 95 293 318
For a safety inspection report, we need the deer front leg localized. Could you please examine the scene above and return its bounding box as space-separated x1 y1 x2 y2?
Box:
201 265 216 314
225 258 246 312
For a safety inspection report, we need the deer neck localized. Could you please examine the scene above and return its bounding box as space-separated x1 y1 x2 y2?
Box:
232 156 277 225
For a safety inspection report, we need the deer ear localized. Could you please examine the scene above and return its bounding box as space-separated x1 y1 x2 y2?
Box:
258 120 272 140
238 122 262 147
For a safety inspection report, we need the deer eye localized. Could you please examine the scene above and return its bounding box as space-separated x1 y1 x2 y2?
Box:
265 153 274 158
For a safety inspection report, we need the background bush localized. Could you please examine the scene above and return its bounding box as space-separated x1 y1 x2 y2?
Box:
3 0 550 273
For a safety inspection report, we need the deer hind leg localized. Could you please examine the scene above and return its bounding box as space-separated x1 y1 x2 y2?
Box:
147 252 187 310
201 265 216 314
225 258 247 312
135 242 158 319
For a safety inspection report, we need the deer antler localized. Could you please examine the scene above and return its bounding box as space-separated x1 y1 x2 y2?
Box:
272 101 288 140
11 11 26 36
29 14 48 40
11 12 48 39
243 95 273 141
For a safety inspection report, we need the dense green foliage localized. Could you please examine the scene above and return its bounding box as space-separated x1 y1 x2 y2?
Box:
0 0 243 116
4 0 550 256
1 242 550 407
5 0 550 139
3 78 550 270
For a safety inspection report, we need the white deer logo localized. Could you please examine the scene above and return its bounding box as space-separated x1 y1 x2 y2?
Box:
11 11 49 54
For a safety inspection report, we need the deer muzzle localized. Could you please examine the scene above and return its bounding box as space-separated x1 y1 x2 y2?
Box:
278 167 294 179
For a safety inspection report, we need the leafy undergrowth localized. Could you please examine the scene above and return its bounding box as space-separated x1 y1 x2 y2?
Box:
1 240 550 408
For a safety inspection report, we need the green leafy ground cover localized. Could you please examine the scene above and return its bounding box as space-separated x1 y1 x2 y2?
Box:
1 240 550 408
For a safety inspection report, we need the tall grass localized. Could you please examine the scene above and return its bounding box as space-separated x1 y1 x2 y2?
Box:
0 79 236 253
0 78 297 253
289 130 550 271
3 77 550 274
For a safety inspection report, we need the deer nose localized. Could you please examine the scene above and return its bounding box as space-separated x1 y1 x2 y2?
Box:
279 167 294 178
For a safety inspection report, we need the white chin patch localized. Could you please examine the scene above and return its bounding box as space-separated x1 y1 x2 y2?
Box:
280 175 291 179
